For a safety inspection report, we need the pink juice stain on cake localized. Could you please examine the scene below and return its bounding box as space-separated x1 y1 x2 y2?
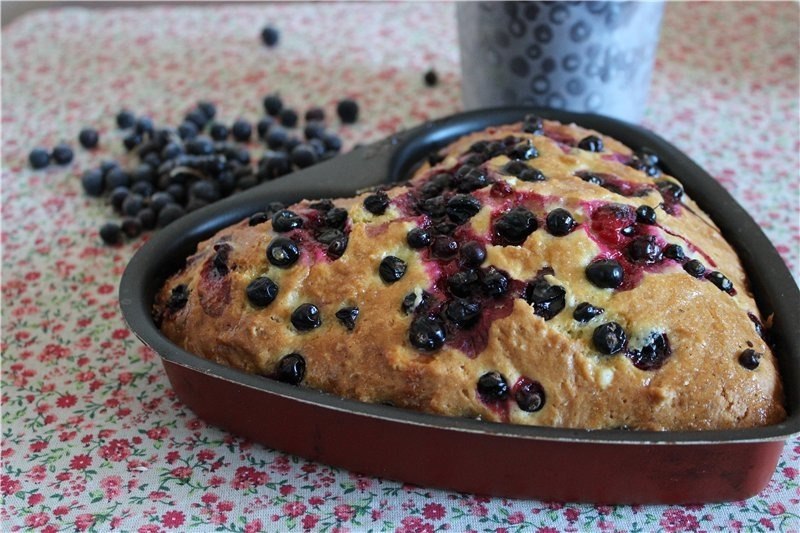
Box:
598 174 655 198
582 201 676 291
413 224 526 358
602 152 634 164
479 394 511 422
287 207 353 263
540 126 576 153
197 244 233 318
658 226 718 268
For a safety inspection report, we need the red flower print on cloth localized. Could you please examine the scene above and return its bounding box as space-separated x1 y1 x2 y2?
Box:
69 454 92 470
161 510 185 529
244 519 263 533
302 514 320 530
99 439 132 462
99 475 123 499
283 501 306 518
330 503 353 522
231 466 268 489
398 516 435 533
659 508 700 532
422 503 446 520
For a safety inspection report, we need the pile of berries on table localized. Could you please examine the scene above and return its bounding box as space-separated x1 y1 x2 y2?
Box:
29 94 360 245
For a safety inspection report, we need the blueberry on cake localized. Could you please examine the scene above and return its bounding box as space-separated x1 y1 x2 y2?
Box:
154 116 786 431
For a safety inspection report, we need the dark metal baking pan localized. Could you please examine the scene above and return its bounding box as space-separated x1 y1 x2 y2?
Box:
119 107 800 504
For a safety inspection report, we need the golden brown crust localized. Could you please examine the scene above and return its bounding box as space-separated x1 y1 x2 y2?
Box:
155 119 786 431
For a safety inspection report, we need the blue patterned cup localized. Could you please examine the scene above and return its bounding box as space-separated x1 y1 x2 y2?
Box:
457 1 665 123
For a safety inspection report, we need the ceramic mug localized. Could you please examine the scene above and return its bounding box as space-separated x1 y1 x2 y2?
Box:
457 1 665 123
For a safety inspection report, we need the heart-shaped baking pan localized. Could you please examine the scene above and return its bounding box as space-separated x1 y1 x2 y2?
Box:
120 107 800 504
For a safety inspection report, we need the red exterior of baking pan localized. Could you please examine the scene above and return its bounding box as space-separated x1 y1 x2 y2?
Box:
162 358 785 504
120 107 800 504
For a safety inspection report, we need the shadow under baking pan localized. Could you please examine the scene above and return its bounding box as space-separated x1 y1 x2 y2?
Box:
119 107 800 504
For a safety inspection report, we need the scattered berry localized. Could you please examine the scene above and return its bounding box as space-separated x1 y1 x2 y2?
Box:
445 298 481 328
379 256 407 283
267 236 300 267
627 235 662 264
272 209 304 232
446 194 482 224
138 207 157 230
263 94 283 116
593 322 627 354
335 307 359 330
185 110 208 129
50 143 74 165
279 108 299 128
291 303 321 331
424 69 438 87
276 354 306 386
166 284 189 312
337 99 359 124
256 117 273 139
514 378 546 412
494 207 537 245
683 259 706 278
545 208 576 236
305 107 325 122
431 234 458 259
636 205 657 225
177 121 199 140
507 140 538 160
573 302 604 323
197 101 217 120
577 135 604 152
135 116 154 135
116 109 136 129
522 114 544 134
324 207 348 229
707 271 734 294
738 349 761 370
261 25 280 47
519 167 546 182
407 227 432 249
209 122 229 141
78 128 100 149
627 332 671 370
121 217 142 238
109 186 130 211
364 191 390 215
586 259 624 289
482 267 509 297
104 167 131 191
81 169 104 196
663 243 685 261
28 148 50 169
459 241 486 267
157 203 185 227
121 193 144 216
99 222 123 245
246 276 279 307
525 277 566 320
266 126 288 149
123 132 142 151
231 119 252 142
290 144 317 168
477 372 509 402
447 269 479 297
408 315 446 351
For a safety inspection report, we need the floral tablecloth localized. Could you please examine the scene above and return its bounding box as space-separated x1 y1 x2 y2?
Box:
2 2 799 532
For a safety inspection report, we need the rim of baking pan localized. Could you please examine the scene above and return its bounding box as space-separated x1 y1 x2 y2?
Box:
120 106 800 445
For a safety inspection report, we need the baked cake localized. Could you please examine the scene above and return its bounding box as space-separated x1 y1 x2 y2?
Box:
154 116 786 431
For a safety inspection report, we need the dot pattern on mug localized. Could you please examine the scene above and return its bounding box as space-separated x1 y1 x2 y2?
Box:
458 1 665 121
